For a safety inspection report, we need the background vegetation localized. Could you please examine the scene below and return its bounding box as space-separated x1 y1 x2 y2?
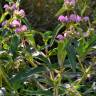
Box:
0 0 96 96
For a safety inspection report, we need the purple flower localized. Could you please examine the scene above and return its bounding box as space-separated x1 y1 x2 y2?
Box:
15 25 27 33
76 15 81 22
69 14 77 22
15 28 21 33
58 15 69 23
64 16 69 22
11 3 17 10
58 15 65 22
69 14 81 22
83 16 89 22
2 21 7 26
64 0 76 6
19 9 25 17
56 34 64 40
11 20 21 27
3 4 10 10
4 3 18 11
21 25 27 32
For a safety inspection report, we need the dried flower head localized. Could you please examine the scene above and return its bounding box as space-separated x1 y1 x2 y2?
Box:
64 0 76 6
14 9 25 18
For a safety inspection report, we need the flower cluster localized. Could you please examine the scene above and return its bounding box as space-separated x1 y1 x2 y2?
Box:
4 3 25 18
13 9 25 18
2 2 27 33
58 14 89 23
64 0 76 6
4 3 17 11
10 20 27 33
15 25 27 33
56 24 82 40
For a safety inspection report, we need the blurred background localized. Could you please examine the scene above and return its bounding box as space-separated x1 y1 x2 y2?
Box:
0 0 63 31
0 0 96 31
20 0 63 31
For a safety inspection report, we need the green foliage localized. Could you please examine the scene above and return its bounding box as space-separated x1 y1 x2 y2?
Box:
0 0 96 96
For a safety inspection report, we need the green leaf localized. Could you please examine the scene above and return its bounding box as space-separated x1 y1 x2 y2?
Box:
10 65 47 84
22 18 32 30
23 89 52 96
0 66 11 88
5 0 13 2
34 53 52 69
81 5 88 16
25 32 36 47
10 35 20 53
77 34 96 60
55 6 66 17
67 42 77 72
57 39 68 67
0 12 9 23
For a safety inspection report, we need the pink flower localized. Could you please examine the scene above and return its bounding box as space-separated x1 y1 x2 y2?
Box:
76 15 81 22
83 16 89 22
4 3 19 11
11 3 17 10
15 25 27 33
19 9 25 17
58 15 65 22
21 25 27 32
3 4 10 10
58 15 69 23
11 20 21 27
56 34 64 40
15 28 21 33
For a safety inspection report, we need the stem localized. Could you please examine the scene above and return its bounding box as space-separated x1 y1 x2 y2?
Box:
0 11 9 23
50 71 59 96
53 86 58 96
77 64 93 84
77 56 85 72
0 68 2 87
45 42 48 55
